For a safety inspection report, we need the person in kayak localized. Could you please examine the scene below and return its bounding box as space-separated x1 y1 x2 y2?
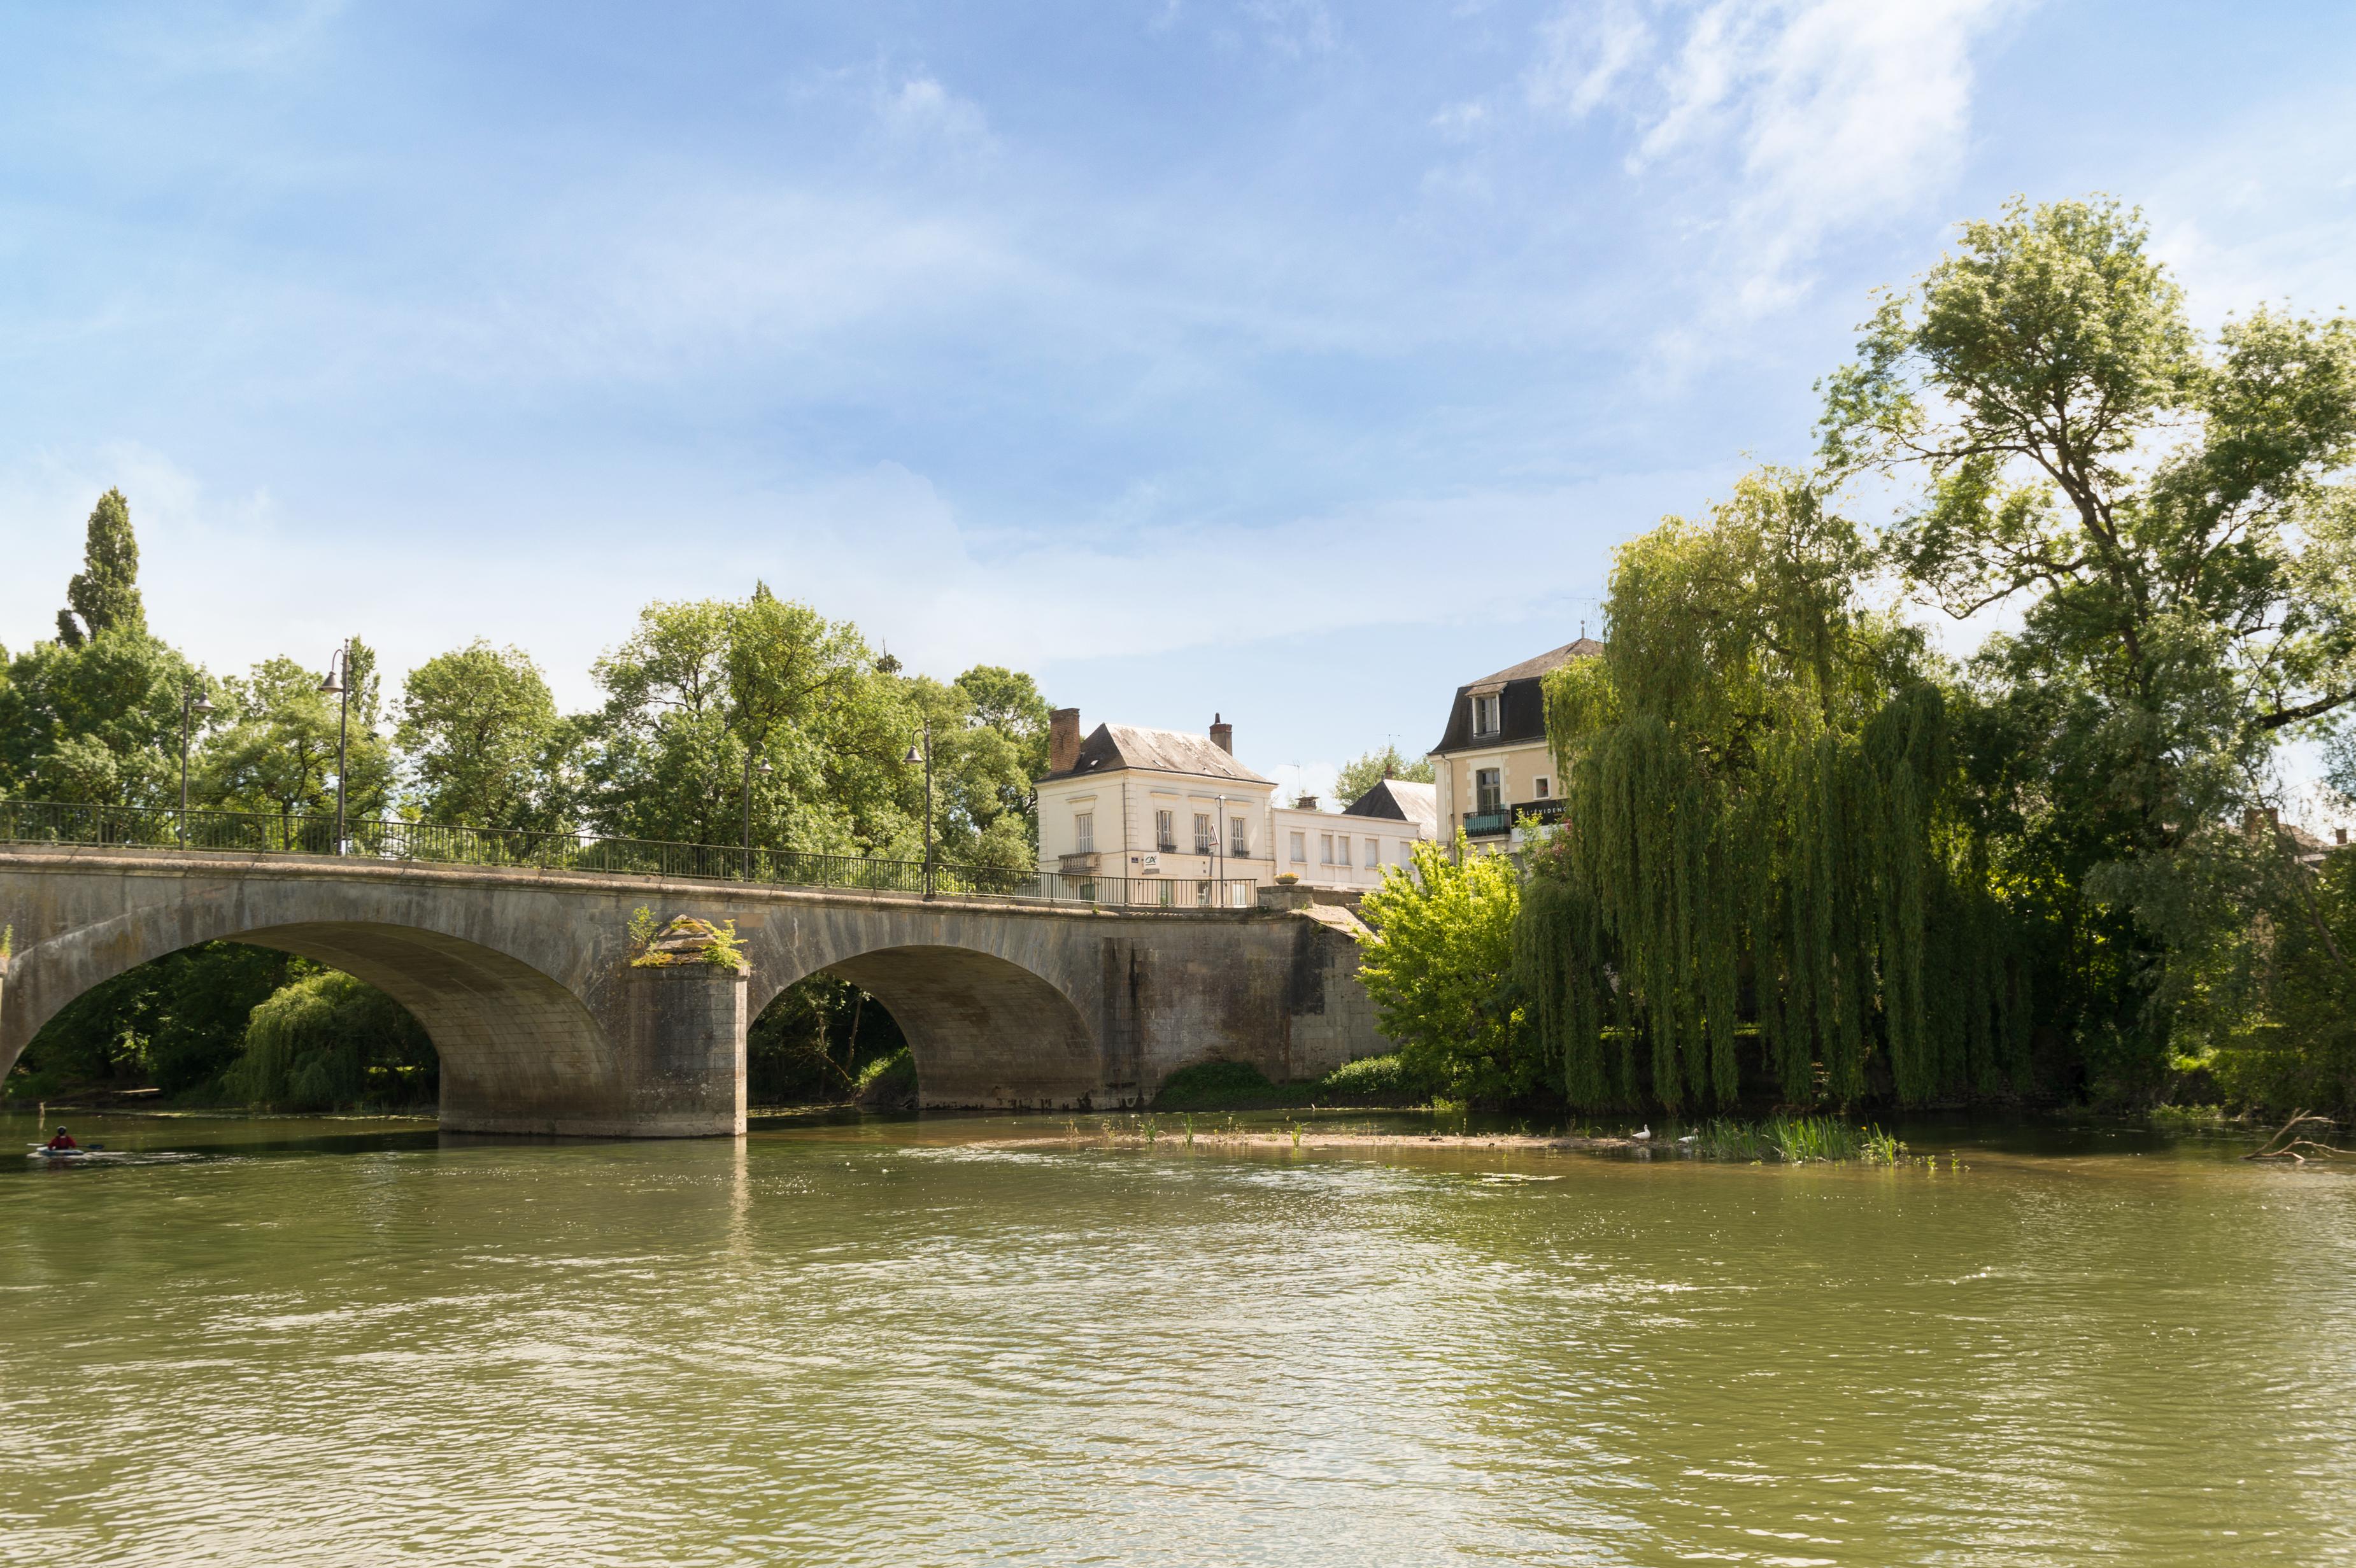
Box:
45 1127 77 1150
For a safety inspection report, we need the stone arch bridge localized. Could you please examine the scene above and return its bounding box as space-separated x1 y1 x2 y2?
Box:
0 845 1385 1136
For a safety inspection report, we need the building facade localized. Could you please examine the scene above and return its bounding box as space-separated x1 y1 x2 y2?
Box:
1428 638 1601 854
1034 709 1276 907
1267 779 1437 891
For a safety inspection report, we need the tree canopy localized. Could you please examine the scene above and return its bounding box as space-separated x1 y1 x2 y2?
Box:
396 641 565 829
1337 744 1433 805
1519 469 2019 1110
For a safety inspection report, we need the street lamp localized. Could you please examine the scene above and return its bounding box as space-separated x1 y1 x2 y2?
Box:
741 751 773 881
178 684 213 847
1214 791 1228 908
904 721 934 900
318 639 354 856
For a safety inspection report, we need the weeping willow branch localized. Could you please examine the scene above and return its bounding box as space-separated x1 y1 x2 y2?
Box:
1514 471 2026 1112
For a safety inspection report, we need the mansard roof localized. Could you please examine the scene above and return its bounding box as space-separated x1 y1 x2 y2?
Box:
1430 638 1602 756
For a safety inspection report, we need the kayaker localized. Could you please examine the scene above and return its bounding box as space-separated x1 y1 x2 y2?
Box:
45 1127 77 1151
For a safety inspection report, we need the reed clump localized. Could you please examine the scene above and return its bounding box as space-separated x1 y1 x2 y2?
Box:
1685 1113 1906 1164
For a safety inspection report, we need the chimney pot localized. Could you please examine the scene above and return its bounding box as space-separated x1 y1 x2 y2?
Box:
1210 713 1233 754
1048 707 1081 775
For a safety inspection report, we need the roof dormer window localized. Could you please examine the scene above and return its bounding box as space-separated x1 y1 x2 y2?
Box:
1472 693 1502 737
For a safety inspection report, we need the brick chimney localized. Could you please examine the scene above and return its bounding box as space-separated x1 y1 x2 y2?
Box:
1210 712 1233 754
1048 707 1081 774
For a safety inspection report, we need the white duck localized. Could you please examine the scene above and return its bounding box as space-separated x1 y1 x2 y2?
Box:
1629 1124 1652 1141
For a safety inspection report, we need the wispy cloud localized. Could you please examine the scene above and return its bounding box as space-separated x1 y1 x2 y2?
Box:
1240 0 1337 57
874 72 994 153
1529 0 2022 313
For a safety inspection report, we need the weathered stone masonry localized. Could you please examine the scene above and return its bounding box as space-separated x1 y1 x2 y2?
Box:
0 846 1389 1136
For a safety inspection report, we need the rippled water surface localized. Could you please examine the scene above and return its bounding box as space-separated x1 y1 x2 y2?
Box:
4 1110 2353 1566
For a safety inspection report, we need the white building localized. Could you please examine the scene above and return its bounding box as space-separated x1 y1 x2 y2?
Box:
1269 777 1437 891
1033 709 1275 907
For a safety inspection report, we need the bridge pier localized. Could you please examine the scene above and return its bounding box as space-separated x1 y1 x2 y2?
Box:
614 962 747 1136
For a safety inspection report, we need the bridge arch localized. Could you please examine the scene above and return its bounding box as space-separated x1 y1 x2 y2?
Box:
1 888 624 1134
753 943 1101 1110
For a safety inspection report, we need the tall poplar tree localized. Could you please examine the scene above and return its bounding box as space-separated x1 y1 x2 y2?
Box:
57 488 146 647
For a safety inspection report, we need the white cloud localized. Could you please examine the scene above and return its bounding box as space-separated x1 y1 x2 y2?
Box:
1241 0 1336 57
1530 0 2021 311
875 73 993 153
3 439 1666 719
1526 0 1652 118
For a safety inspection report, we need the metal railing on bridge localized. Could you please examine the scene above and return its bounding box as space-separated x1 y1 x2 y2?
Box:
0 800 1258 912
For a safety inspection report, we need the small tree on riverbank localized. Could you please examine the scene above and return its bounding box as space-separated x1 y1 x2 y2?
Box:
1358 837 1536 1104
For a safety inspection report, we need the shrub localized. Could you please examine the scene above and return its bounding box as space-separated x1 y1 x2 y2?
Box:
1317 1052 1435 1105
1153 1058 1281 1109
854 1047 918 1110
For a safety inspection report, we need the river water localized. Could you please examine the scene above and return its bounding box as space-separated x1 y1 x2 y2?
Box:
3 1109 2352 1566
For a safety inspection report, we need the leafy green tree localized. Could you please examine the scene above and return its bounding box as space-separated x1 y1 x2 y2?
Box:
902 670 1054 869
201 646 394 829
3 942 294 1101
583 598 737 844
228 969 436 1111
1519 469 2019 1111
728 584 890 852
1819 195 2356 1095
56 488 146 647
746 973 908 1104
396 640 565 828
0 632 209 806
1336 744 1434 805
1358 836 1535 1104
585 593 892 852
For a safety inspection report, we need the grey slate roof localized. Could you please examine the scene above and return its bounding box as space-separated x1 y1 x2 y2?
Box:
1469 637 1605 689
1343 779 1438 835
1044 723 1272 785
1431 638 1602 755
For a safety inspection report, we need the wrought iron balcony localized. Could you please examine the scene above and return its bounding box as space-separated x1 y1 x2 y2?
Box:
1461 800 1563 838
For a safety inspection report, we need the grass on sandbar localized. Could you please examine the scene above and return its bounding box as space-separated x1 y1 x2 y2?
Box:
1685 1114 1906 1165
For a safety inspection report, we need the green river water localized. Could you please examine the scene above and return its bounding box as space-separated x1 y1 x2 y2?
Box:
3 1108 2352 1566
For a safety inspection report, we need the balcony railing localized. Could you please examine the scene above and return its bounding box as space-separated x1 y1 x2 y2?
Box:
0 800 1256 912
1461 800 1563 838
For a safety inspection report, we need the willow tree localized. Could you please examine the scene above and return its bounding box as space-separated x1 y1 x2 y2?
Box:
1516 469 2023 1110
1819 195 2356 1100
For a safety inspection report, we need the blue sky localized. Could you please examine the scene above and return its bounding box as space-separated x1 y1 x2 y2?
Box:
4 1 2354 798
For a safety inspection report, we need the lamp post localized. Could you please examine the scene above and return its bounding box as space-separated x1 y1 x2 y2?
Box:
318 639 354 855
178 685 213 847
1214 791 1228 908
904 721 934 900
741 750 773 881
